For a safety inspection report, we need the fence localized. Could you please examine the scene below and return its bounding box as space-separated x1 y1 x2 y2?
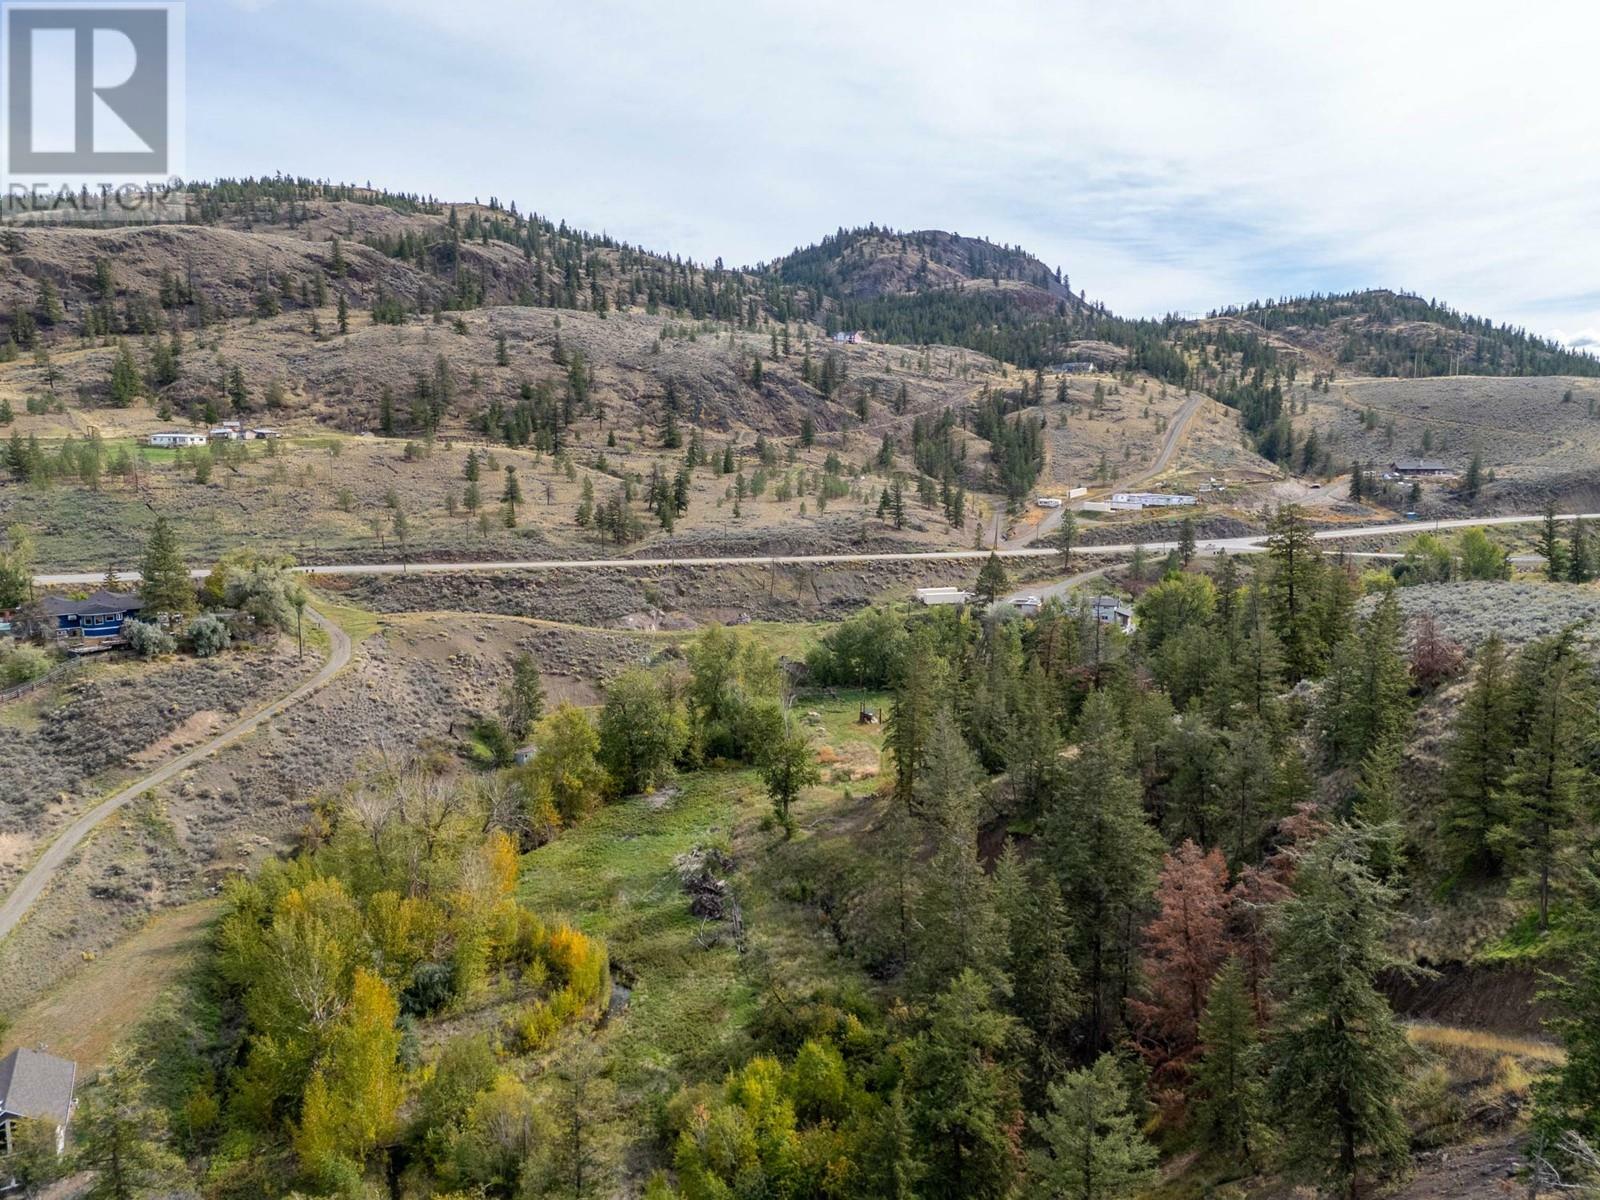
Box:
0 656 86 704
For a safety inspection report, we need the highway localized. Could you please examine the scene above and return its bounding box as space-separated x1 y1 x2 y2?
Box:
32 511 1600 587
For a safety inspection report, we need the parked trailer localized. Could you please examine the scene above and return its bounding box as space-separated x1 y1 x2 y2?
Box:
915 587 974 606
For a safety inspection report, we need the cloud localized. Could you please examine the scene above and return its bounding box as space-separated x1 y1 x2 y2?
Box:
1551 331 1600 353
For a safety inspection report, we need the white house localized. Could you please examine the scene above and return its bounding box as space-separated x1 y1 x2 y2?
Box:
831 330 866 344
147 431 209 449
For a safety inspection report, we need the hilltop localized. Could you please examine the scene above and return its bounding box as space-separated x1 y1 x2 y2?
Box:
2 175 1599 570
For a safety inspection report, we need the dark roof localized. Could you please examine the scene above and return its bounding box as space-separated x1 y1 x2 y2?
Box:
0 1048 77 1124
40 591 141 618
1392 459 1449 472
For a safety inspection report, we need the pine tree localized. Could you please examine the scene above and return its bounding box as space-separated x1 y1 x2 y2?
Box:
1498 633 1597 932
1028 1054 1159 1200
1177 516 1197 566
757 710 820 834
1046 690 1163 1048
1268 825 1415 1199
1538 501 1569 581
74 1049 185 1197
1568 517 1594 583
1351 736 1405 880
907 971 1024 1200
886 639 949 810
1191 957 1265 1166
139 516 195 615
1535 858 1600 1145
1441 634 1515 877
500 651 546 741
993 845 1081 1080
1264 504 1328 679
974 552 1010 604
912 710 1000 993
108 341 141 407
501 465 522 526
336 292 349 334
1462 450 1483 499
1319 589 1411 769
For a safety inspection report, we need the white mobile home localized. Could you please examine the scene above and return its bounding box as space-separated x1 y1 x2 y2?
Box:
915 586 973 607
147 431 209 448
1110 492 1197 509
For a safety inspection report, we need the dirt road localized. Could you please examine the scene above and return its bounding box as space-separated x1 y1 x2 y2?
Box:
987 389 1203 549
0 608 352 944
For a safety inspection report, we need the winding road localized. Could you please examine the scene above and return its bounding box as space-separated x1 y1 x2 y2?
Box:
0 608 352 943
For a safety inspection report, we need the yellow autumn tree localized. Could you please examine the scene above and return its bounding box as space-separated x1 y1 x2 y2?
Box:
293 968 404 1183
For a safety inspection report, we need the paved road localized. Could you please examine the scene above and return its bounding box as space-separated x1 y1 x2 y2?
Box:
1002 564 1112 609
31 511 1600 589
0 608 352 944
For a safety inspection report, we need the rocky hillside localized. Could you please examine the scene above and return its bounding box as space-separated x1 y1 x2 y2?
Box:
1192 289 1600 379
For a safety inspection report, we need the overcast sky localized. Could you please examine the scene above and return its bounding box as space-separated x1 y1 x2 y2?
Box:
191 0 1600 350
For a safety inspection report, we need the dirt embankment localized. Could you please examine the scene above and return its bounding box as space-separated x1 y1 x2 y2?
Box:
1382 961 1553 1038
327 558 969 626
1075 513 1260 547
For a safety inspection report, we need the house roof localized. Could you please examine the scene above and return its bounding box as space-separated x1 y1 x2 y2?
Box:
0 1048 77 1124
40 591 141 618
1393 459 1449 471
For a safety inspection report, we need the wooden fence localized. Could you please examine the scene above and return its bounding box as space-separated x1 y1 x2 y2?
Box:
0 656 86 704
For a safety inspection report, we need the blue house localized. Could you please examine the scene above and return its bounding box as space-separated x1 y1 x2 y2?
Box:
40 591 142 648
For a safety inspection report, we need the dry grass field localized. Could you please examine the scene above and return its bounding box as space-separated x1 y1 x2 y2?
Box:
0 305 1046 568
1296 375 1600 510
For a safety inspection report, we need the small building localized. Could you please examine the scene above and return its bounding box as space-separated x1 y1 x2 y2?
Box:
251 427 282 440
1391 459 1452 478
831 330 866 344
39 590 141 647
147 431 208 449
1051 361 1097 374
513 745 538 766
1111 492 1197 508
914 586 973 607
1090 596 1136 633
0 1047 77 1166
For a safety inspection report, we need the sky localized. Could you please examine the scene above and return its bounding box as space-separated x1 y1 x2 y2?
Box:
189 0 1600 350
